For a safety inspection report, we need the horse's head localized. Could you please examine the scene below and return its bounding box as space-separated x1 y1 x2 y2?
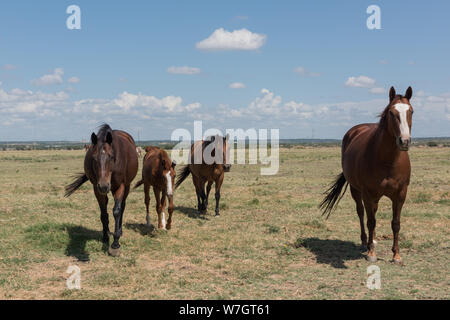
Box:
222 134 231 172
385 86 414 151
161 155 176 197
91 130 115 194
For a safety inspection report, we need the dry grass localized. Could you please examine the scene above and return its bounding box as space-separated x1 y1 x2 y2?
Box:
0 147 449 299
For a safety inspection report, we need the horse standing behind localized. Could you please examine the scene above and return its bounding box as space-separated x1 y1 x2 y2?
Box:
175 134 231 216
65 124 138 257
320 87 414 264
134 147 176 229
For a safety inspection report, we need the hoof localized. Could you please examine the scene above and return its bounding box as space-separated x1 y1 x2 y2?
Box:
392 258 403 265
108 247 121 257
367 255 377 263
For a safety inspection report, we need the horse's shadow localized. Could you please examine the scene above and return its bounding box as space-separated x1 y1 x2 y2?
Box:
296 237 365 269
175 206 210 220
64 225 105 262
125 222 156 237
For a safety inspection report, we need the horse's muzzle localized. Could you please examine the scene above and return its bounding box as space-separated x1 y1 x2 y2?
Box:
224 164 231 172
397 137 411 151
97 183 110 195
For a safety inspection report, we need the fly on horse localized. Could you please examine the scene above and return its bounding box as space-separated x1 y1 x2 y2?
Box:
320 87 414 264
65 124 138 257
134 147 176 230
175 134 231 216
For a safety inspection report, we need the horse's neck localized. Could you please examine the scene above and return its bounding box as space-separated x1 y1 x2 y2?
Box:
372 126 400 164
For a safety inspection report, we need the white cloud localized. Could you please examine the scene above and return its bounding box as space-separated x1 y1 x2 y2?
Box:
345 76 376 88
32 68 64 86
68 76 80 84
2 64 17 70
167 66 201 75
293 66 321 77
370 87 386 94
0 84 69 116
196 28 266 51
112 92 201 114
229 82 246 89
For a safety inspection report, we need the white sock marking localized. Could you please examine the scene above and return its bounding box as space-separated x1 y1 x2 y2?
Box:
165 171 173 196
161 212 166 229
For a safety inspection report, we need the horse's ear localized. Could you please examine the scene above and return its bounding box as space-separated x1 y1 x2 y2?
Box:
405 86 413 100
171 160 176 169
105 132 113 145
91 133 98 145
389 87 396 102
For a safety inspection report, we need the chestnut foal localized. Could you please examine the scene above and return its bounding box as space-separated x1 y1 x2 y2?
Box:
134 147 176 230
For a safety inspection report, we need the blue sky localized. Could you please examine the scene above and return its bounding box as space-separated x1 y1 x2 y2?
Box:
0 0 449 141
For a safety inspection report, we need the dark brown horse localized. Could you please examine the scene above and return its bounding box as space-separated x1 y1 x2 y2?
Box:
320 87 414 264
134 147 176 230
175 134 231 216
65 124 138 257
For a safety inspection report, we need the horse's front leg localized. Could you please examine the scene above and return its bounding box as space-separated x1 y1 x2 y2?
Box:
94 187 109 244
205 181 213 209
166 193 174 230
363 196 379 262
153 187 165 229
109 184 128 256
392 188 407 264
214 173 224 216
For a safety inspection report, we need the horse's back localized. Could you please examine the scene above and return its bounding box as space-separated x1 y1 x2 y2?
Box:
188 141 222 182
341 123 378 189
113 130 138 183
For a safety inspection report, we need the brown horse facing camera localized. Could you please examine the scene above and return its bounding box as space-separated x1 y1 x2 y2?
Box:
320 87 414 264
175 134 231 216
65 124 138 257
134 147 176 230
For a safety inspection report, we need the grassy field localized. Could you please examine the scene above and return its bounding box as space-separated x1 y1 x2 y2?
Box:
0 146 448 300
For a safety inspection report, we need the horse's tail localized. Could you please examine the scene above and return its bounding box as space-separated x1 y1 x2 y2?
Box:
175 166 190 189
319 172 348 219
64 173 88 197
134 179 144 189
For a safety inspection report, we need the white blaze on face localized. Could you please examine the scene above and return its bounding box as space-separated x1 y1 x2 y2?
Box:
394 103 411 139
165 171 173 196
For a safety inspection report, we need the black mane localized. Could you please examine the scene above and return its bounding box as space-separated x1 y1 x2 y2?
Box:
96 123 113 142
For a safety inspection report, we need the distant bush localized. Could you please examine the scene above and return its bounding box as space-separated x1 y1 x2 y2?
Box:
427 141 438 147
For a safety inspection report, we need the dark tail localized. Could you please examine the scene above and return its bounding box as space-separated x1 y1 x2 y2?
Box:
175 166 190 189
134 179 144 189
64 173 88 197
319 173 348 219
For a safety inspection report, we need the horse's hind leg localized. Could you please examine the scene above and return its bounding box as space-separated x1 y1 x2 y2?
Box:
144 183 151 226
94 187 109 244
192 175 202 213
350 186 367 247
